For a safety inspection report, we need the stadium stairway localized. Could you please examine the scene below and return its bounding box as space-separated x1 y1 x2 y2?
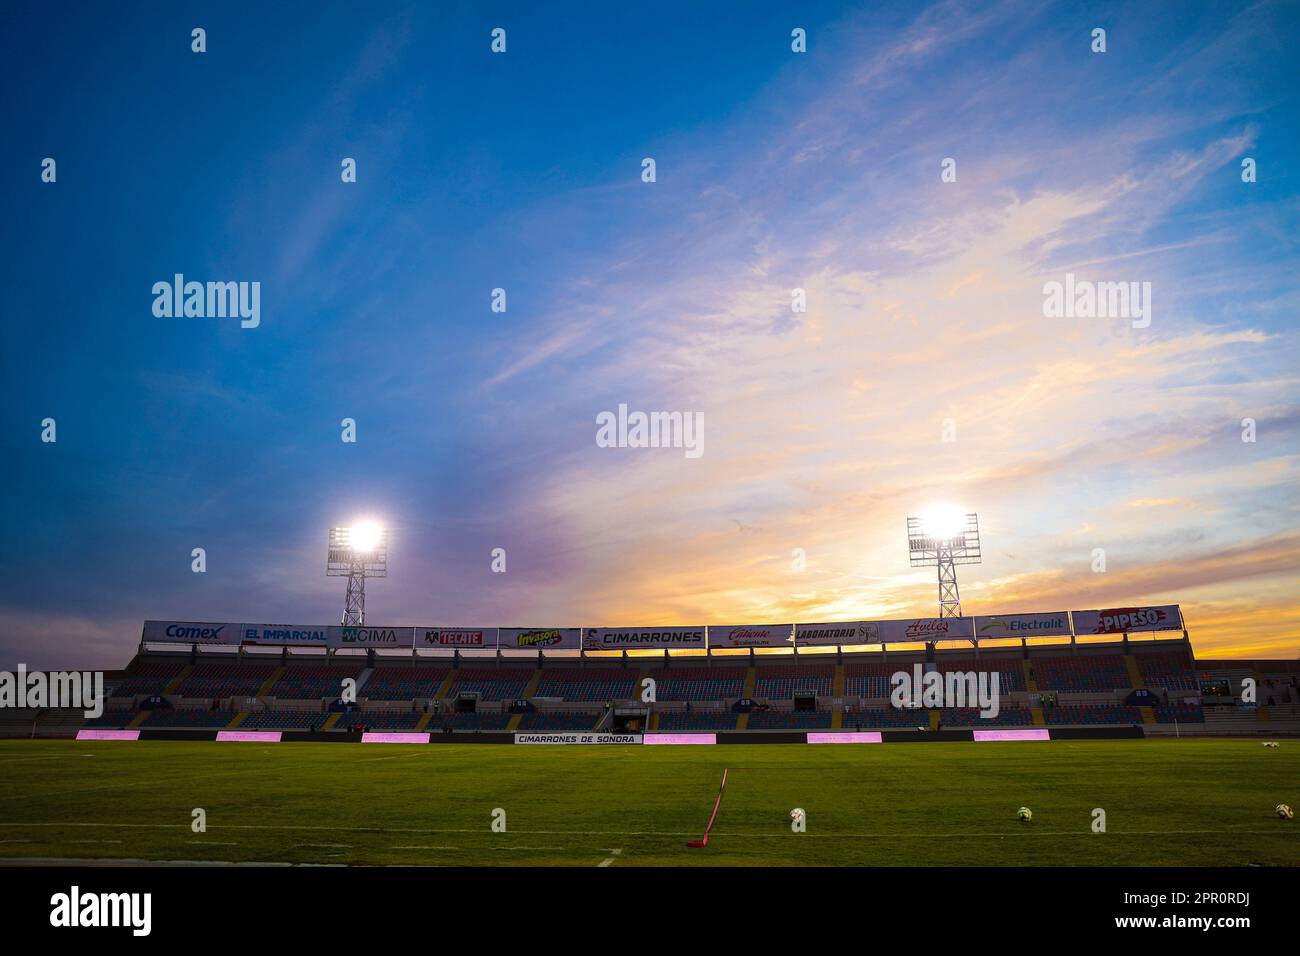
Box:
1139 706 1156 725
929 711 940 731
354 667 374 693
433 671 456 701
415 712 432 730
227 711 247 728
127 711 149 729
505 669 545 730
1124 656 1145 689
322 713 341 730
1030 706 1045 726
831 664 846 729
735 665 757 730
1022 660 1037 693
162 665 192 695
256 667 285 697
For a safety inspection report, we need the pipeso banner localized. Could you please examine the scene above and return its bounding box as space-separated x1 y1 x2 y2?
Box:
1070 605 1182 634
582 627 706 650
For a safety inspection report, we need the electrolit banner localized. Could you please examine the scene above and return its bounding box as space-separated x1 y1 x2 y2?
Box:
498 628 582 650
971 612 1071 640
1070 606 1182 634
708 624 793 648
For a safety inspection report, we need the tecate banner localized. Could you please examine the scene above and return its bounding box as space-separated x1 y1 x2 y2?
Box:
875 617 975 644
971 612 1071 640
1071 605 1182 634
514 733 643 745
326 626 415 648
582 627 706 650
416 627 497 649
237 623 330 646
709 624 793 648
141 620 237 645
498 627 581 650
794 621 882 647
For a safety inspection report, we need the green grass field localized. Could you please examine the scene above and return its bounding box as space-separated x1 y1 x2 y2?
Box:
1 738 1297 866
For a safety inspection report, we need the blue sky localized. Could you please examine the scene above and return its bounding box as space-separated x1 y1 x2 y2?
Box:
2 0 1298 668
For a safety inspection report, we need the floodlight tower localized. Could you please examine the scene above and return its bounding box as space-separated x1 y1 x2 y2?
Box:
906 508 981 618
326 522 388 626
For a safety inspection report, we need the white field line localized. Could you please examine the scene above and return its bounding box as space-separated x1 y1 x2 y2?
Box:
0 821 1292 839
598 848 623 867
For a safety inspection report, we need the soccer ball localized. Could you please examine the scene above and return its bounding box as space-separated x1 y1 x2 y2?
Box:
1017 807 1032 822
1263 741 1280 748
1276 804 1293 820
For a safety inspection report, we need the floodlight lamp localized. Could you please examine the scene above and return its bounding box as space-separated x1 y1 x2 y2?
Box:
349 521 383 554
919 505 966 541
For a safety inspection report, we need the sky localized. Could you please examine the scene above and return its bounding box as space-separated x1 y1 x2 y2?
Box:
1 0 1298 669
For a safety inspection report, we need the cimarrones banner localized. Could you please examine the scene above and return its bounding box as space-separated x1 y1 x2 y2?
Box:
1071 605 1183 634
498 627 581 650
416 627 497 649
582 626 706 650
708 624 793 648
971 611 1071 640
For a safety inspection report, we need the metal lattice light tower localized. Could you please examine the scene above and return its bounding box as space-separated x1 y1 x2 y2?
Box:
906 509 981 619
326 522 388 625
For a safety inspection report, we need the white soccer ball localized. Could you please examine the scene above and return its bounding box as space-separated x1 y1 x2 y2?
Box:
1276 804 1294 820
1017 806 1032 822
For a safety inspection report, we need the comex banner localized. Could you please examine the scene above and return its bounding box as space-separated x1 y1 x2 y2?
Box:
709 624 793 648
971 612 1071 640
583 627 706 650
141 621 236 645
1071 605 1182 634
498 627 581 650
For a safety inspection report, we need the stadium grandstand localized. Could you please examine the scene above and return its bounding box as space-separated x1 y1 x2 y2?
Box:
12 608 1295 742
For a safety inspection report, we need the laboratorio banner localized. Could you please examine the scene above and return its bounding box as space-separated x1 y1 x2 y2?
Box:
1070 605 1182 635
582 626 706 650
498 627 581 650
708 624 794 648
141 620 237 645
793 621 882 647
416 627 497 649
971 611 1071 640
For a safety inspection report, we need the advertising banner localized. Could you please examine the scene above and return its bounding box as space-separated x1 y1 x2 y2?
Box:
237 623 330 647
708 624 793 649
875 617 975 644
582 627 706 650
141 620 237 645
971 612 1071 640
793 621 882 647
498 627 581 651
514 733 643 745
1070 605 1182 634
415 627 497 649
325 626 415 649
